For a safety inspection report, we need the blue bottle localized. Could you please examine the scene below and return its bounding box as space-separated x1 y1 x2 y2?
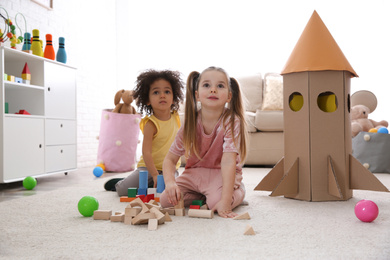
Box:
56 37 67 64
22 32 31 52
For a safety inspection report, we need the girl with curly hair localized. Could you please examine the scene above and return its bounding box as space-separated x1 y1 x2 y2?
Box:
104 69 184 196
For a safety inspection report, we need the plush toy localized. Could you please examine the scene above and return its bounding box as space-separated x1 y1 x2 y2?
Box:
351 104 388 137
112 89 136 114
350 90 388 137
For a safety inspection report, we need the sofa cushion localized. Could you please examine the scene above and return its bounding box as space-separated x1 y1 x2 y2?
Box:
261 73 283 111
237 73 263 113
245 111 257 133
255 110 284 131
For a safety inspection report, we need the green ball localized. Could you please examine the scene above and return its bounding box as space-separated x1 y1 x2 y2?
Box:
78 196 99 217
23 176 37 190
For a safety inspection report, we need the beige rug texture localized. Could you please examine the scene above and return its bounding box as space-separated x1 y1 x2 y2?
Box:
0 167 389 260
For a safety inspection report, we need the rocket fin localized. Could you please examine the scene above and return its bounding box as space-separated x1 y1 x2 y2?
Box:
254 158 284 191
328 156 343 199
270 158 299 197
350 155 389 192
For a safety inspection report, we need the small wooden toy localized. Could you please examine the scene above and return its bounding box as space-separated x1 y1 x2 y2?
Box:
164 212 172 222
44 34 55 60
244 224 255 235
120 196 136 202
188 209 214 219
189 205 201 209
131 212 156 225
93 210 112 220
110 212 124 222
21 63 31 84
148 218 158 231
191 200 204 206
156 175 165 193
127 188 137 198
7 75 15 82
22 32 31 52
233 212 251 220
56 37 67 63
174 208 185 216
31 29 43 57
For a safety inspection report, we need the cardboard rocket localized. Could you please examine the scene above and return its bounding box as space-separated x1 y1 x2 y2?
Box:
254 11 389 201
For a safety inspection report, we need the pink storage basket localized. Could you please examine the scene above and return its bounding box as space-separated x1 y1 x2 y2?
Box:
97 109 141 172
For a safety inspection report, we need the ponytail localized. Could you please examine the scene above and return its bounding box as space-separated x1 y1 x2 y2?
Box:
184 71 200 159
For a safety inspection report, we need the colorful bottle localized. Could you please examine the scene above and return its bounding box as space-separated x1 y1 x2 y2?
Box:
44 34 55 60
31 29 43 57
56 37 67 63
22 32 31 52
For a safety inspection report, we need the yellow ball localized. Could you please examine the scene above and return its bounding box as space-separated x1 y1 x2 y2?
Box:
96 163 105 171
368 128 378 133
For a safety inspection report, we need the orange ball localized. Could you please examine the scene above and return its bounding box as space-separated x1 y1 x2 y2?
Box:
368 128 378 133
96 163 106 171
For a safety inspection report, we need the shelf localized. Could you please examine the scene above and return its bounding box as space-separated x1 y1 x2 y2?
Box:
4 113 45 119
5 81 44 90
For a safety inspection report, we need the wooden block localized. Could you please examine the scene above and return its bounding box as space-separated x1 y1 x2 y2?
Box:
125 206 141 217
131 212 156 225
191 200 204 206
93 210 112 220
189 205 200 209
165 207 175 215
124 215 133 225
174 208 185 216
120 196 136 202
164 212 172 222
154 197 160 202
143 194 154 203
149 207 165 225
188 209 213 219
127 188 137 198
145 202 161 210
244 224 255 235
200 204 208 210
129 197 149 213
110 212 124 222
147 188 157 196
174 194 184 209
148 219 158 231
233 212 251 220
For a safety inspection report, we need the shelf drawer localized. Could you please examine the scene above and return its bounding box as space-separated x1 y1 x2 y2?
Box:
46 119 76 145
45 145 76 173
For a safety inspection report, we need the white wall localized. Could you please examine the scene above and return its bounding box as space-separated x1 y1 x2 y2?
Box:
2 0 389 169
117 0 390 121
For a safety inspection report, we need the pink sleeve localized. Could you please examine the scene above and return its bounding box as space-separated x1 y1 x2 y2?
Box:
169 126 185 157
223 118 241 154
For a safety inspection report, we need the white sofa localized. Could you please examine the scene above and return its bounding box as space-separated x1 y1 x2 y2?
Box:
237 73 284 165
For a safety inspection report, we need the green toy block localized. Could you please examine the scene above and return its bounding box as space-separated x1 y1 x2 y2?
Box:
127 188 137 198
4 73 7 81
191 200 204 206
5 102 8 114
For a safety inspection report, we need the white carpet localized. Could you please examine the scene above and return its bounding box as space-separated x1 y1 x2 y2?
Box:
0 167 389 260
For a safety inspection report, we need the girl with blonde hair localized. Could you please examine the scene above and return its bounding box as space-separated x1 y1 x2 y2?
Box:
160 66 247 218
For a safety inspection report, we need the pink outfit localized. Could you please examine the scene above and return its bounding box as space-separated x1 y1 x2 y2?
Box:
160 110 245 210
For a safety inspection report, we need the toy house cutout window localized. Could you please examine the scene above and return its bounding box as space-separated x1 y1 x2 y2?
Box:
317 92 337 113
289 92 303 112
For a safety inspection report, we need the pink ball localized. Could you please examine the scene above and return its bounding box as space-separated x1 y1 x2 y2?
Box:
354 200 379 222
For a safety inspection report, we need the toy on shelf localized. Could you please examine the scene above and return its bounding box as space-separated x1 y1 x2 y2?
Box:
31 29 43 57
0 9 24 48
350 90 388 137
16 109 30 115
21 62 31 84
22 32 31 52
56 37 67 63
44 34 55 60
112 90 137 114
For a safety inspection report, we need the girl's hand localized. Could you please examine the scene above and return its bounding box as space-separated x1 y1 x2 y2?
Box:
212 200 238 218
165 181 181 206
152 175 158 188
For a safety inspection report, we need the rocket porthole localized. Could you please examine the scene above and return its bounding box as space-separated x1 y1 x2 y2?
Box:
317 92 338 113
289 92 303 112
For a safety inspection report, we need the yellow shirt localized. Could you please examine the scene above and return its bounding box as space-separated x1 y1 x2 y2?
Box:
137 111 181 170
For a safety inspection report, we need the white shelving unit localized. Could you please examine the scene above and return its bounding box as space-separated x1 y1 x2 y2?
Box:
0 46 77 183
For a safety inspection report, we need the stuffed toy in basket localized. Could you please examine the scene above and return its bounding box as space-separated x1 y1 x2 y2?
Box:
97 90 140 172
